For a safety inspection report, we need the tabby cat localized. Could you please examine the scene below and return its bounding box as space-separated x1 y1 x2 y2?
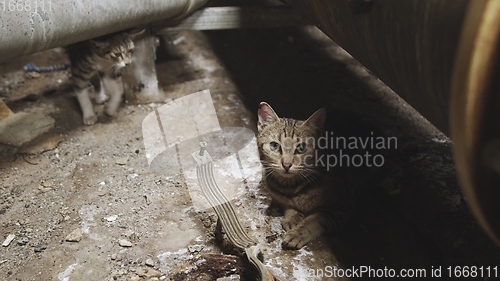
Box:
257 102 354 249
67 29 144 125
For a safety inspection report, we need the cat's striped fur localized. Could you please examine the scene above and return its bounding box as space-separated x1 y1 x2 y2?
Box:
257 102 354 249
67 29 144 125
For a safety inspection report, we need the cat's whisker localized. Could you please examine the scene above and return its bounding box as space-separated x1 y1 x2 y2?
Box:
111 65 123 78
264 169 277 180
302 167 322 177
298 169 318 185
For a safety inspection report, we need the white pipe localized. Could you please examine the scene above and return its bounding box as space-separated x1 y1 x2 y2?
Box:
0 0 208 62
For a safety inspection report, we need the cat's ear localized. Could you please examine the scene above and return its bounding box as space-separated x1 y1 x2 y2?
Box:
258 102 279 130
90 40 109 49
303 108 326 131
127 28 146 40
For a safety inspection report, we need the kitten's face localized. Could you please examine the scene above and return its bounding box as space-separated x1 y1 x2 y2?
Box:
91 29 144 78
257 102 326 178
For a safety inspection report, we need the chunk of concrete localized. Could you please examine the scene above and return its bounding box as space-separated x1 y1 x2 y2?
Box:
20 133 63 154
0 112 54 147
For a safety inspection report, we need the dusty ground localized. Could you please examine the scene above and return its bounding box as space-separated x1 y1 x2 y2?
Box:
1 26 500 281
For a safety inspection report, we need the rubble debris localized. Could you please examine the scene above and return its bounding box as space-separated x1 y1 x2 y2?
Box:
105 215 118 222
65 229 83 242
33 244 47 253
115 157 129 165
217 275 240 281
187 244 204 253
145 258 155 267
118 239 133 247
0 112 54 147
17 238 29 246
2 234 15 247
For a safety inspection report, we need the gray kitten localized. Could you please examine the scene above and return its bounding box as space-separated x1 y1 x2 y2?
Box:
67 29 144 125
257 102 353 249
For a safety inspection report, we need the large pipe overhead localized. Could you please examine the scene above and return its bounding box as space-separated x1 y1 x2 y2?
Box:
0 0 208 62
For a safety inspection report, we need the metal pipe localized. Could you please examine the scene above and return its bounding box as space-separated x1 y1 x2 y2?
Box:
152 6 310 31
0 0 208 62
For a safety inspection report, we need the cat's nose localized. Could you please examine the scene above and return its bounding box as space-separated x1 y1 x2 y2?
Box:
282 163 292 172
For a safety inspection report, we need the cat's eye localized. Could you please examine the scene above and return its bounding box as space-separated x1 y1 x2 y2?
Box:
295 142 306 154
269 141 281 152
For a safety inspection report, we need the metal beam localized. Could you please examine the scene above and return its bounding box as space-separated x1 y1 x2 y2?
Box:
153 6 310 31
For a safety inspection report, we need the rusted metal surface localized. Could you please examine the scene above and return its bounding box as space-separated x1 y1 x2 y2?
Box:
286 0 469 134
450 0 500 246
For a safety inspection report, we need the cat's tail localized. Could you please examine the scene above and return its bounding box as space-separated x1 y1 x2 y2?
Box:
23 62 71 73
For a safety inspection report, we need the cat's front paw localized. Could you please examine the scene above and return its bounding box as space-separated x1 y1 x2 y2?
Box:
281 209 303 231
282 229 312 250
282 218 299 232
83 115 97 125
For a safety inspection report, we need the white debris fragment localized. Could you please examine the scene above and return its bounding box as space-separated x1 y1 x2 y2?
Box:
145 258 155 267
187 244 204 253
431 137 449 144
115 157 129 165
58 263 78 281
2 234 15 247
65 229 83 242
217 275 240 281
41 181 53 187
127 173 139 180
105 215 118 222
172 36 185 45
118 239 133 247
292 248 318 280
28 72 40 78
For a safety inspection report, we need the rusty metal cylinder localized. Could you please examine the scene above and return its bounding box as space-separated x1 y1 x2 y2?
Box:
286 0 500 245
